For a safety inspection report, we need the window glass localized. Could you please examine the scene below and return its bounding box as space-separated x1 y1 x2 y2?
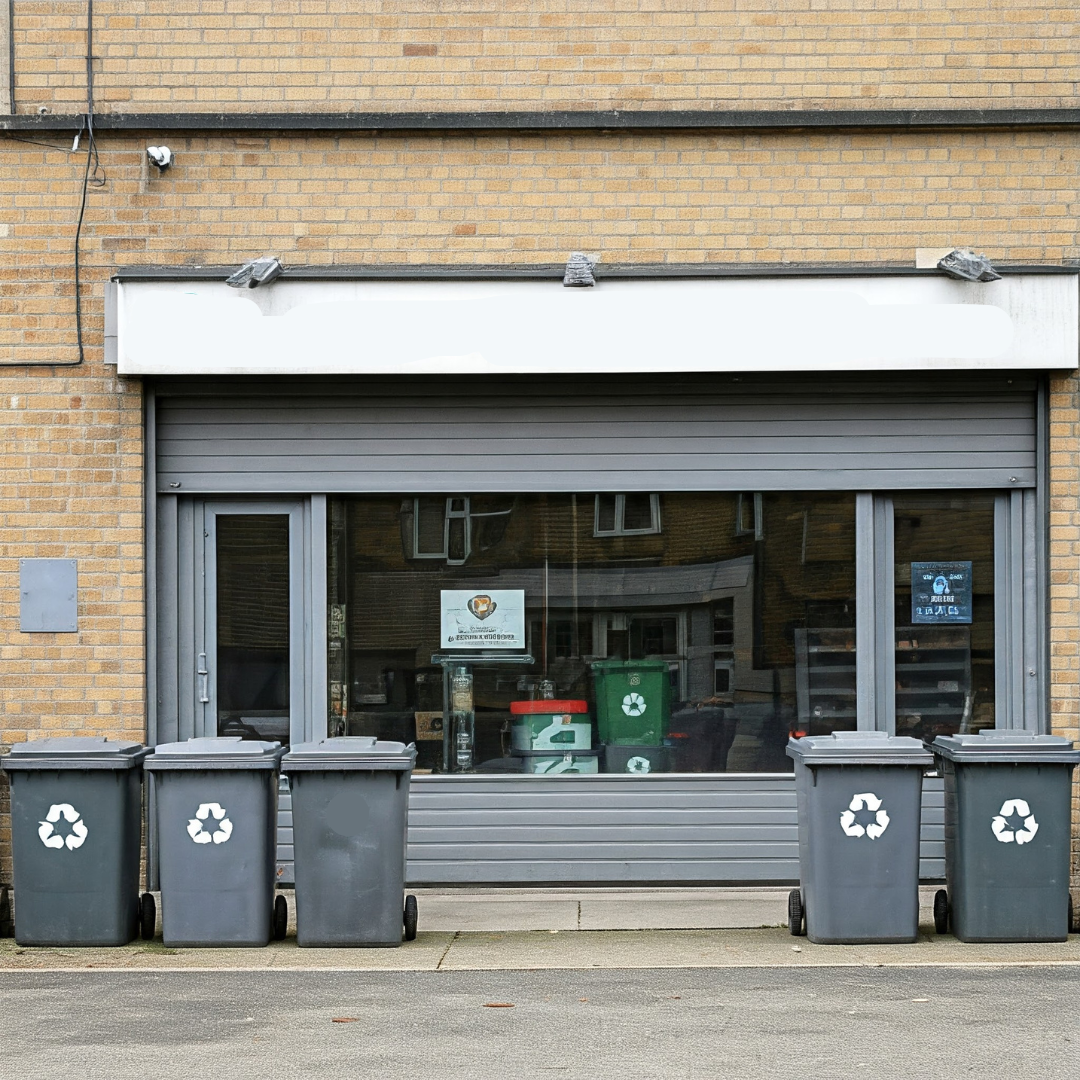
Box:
327 493 855 775
893 493 995 740
216 514 290 745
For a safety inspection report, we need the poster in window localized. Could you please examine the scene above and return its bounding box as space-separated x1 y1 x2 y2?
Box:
911 561 972 624
440 590 526 649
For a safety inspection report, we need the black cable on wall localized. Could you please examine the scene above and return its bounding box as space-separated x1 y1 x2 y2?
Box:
67 0 105 368
7 0 15 112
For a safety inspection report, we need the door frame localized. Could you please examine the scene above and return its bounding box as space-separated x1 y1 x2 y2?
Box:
153 493 327 749
196 499 307 744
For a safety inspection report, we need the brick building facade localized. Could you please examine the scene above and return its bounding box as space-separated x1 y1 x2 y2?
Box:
2 4 1079 896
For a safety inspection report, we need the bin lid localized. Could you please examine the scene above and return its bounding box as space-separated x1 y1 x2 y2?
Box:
2 736 149 772
281 737 417 772
144 736 285 771
510 700 589 715
786 730 932 766
590 660 670 674
931 732 1080 764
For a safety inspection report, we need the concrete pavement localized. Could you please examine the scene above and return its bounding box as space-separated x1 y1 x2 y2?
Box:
4 967 1079 1080
1 886 1078 971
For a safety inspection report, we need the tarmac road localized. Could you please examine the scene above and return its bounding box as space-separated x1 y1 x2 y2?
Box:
2 966 1077 1080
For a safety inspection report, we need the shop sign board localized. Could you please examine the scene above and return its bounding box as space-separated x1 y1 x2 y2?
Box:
911 561 972 624
115 273 1079 375
440 590 526 649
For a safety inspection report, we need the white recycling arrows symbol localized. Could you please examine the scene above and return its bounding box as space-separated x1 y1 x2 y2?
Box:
622 693 647 717
625 755 652 774
38 803 89 851
991 798 1039 845
839 792 890 840
186 802 234 845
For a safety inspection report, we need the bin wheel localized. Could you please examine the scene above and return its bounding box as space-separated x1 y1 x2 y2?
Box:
139 892 156 941
787 889 805 937
933 889 950 935
272 894 288 941
403 894 418 942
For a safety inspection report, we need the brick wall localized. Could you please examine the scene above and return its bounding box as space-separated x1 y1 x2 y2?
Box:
2 3 1080 885
9 1 1079 114
1048 375 1080 884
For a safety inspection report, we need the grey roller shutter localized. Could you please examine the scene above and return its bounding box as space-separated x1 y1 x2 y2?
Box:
154 373 1036 494
272 776 945 888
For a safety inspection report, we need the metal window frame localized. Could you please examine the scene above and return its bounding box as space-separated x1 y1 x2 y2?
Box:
856 487 1045 735
593 493 662 537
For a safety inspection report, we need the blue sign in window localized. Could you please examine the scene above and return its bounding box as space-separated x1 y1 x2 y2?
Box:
911 561 972 624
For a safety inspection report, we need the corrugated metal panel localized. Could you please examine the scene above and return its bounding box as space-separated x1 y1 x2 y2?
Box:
270 775 945 888
154 374 1036 493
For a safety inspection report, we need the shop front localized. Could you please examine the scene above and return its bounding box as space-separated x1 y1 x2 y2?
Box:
117 268 1076 886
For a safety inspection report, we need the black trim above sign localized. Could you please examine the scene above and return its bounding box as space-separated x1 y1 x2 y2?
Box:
4 108 1080 135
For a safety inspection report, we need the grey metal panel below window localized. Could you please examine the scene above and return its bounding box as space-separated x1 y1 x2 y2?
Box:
154 374 1036 493
378 775 946 887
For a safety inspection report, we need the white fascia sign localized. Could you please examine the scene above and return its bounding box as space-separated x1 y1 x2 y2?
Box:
115 273 1078 376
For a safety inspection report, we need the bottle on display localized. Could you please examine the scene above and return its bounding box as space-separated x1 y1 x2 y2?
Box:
451 666 475 771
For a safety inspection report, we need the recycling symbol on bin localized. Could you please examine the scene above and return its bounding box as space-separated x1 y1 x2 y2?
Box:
991 798 1039 845
38 803 89 851
625 756 652 774
186 802 234 845
622 693 647 717
839 792 890 840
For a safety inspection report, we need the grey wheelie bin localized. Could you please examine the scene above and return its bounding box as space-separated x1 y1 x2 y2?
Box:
281 737 417 947
2 737 154 946
144 737 286 947
787 731 932 944
930 733 1080 942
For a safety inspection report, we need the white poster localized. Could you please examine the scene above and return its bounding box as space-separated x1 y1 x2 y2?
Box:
440 590 526 650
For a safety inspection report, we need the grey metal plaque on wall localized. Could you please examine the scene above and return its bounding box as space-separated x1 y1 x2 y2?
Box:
911 561 972 624
20 559 78 632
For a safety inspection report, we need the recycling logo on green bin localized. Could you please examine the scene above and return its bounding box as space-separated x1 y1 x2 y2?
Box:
991 798 1039 845
839 792 890 840
621 693 647 717
38 803 89 851
186 802 234 845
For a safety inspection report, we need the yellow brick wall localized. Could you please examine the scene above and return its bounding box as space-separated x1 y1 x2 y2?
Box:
9 1 1080 114
1049 375 1080 884
2 123 1080 880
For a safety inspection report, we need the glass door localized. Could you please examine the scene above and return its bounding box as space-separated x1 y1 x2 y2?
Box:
891 493 997 740
198 500 306 747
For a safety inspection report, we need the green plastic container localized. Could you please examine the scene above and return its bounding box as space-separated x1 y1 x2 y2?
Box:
591 660 672 746
510 700 592 752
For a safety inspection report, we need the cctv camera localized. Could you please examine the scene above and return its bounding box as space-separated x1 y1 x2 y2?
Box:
147 145 173 169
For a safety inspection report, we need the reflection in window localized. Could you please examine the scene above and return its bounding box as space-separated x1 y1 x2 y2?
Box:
593 493 662 536
328 493 856 775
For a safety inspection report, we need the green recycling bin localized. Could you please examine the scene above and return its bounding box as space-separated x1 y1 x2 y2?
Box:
930 733 1080 942
591 660 671 746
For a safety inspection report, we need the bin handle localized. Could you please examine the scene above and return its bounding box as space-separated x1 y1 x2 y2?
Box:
198 652 210 705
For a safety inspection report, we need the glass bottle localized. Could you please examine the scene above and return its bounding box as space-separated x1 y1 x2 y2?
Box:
450 665 475 771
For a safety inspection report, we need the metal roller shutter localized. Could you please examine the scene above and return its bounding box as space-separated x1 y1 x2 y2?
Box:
154 373 1036 494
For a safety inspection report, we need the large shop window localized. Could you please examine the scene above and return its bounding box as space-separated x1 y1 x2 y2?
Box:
326 493 857 775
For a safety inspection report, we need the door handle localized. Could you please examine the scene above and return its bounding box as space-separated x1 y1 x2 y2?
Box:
197 652 210 704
